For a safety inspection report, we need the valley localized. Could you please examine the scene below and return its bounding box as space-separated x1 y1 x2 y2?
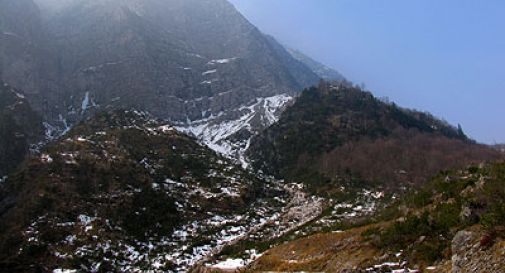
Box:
0 0 503 272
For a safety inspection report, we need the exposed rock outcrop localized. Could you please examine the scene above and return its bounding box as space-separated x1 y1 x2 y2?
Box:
451 228 505 273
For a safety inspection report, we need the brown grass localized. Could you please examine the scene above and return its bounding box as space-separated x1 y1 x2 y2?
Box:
248 225 383 273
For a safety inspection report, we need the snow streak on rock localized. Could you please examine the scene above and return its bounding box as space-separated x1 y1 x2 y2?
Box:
176 94 293 168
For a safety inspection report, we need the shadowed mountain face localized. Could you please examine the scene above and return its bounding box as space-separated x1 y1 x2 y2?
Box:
0 82 44 177
1 0 319 129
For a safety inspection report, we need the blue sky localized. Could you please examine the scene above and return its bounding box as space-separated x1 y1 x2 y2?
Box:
229 0 505 144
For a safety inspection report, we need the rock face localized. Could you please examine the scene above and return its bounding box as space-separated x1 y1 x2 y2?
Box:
0 82 44 177
451 228 505 273
1 0 320 133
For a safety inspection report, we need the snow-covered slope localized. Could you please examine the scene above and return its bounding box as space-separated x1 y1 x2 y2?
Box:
176 94 293 168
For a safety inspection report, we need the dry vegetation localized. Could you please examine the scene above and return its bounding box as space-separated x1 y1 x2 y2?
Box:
317 129 502 189
249 82 502 194
248 225 381 273
245 162 505 273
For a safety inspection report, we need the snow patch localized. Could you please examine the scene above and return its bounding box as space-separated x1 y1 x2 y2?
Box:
81 92 90 114
53 269 77 273
202 69 217 75
210 258 246 270
40 154 53 163
14 92 25 99
81 92 97 114
207 57 237 65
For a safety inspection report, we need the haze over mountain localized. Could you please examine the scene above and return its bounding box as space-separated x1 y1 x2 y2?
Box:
1 0 320 128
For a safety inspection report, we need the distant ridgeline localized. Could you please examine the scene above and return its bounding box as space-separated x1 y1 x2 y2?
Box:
248 81 502 194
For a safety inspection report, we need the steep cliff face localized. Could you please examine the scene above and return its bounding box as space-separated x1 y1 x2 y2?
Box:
2 0 319 133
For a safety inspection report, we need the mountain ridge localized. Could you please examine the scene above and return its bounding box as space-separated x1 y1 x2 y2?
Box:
247 81 502 192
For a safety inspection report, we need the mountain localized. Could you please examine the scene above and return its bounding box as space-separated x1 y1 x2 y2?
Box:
247 81 502 193
0 109 330 272
246 162 505 273
1 0 320 135
0 82 44 178
2 1 503 272
287 47 346 82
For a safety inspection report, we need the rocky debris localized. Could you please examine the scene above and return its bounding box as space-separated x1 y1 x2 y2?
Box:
451 228 505 273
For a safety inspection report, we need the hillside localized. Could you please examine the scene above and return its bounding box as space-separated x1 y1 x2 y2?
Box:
0 110 265 272
246 162 505 273
248 81 502 193
0 109 339 272
0 82 44 177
